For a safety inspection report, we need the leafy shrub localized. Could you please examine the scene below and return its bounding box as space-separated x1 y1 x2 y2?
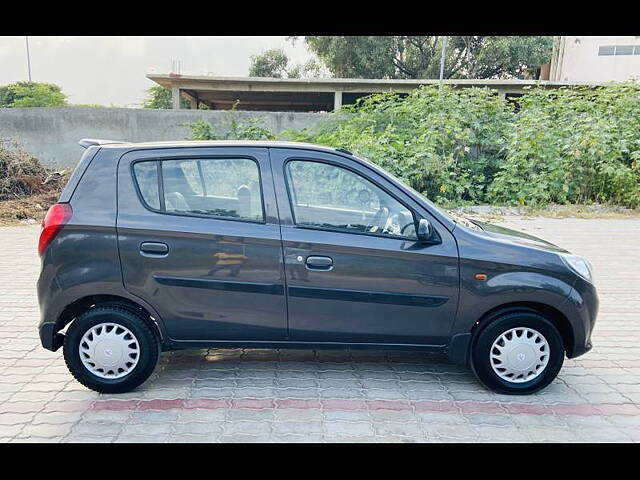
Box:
491 83 640 207
0 81 67 108
142 86 191 109
188 82 640 208
185 103 275 141
283 85 512 205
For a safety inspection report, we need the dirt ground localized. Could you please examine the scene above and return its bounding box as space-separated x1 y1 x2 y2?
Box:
0 193 59 226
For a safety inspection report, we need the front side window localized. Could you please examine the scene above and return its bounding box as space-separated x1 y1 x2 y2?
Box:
285 160 417 239
134 158 264 222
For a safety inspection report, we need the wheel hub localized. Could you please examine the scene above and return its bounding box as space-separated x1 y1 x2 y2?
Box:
93 340 123 366
79 323 140 379
490 327 549 383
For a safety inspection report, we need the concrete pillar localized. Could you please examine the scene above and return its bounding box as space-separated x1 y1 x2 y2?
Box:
171 85 181 109
189 96 197 110
334 91 343 111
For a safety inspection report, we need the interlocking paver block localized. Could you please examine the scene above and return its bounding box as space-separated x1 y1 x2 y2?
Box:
71 422 122 436
223 421 272 436
2 218 640 442
324 421 374 437
373 421 423 437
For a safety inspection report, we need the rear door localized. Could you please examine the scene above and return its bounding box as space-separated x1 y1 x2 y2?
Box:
270 148 459 346
117 146 287 343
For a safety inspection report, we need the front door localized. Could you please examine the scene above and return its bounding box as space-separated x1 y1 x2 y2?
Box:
270 148 459 346
117 147 287 342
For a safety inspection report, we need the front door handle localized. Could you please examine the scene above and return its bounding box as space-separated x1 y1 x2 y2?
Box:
305 255 333 271
140 242 169 257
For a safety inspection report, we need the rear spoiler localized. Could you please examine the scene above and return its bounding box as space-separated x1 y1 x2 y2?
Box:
78 138 126 149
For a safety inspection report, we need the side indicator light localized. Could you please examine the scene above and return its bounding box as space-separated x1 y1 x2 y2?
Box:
474 273 488 281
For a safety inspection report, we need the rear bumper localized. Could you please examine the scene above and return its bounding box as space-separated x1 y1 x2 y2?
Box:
37 259 63 351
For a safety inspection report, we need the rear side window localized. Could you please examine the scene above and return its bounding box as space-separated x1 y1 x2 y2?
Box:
133 161 160 209
133 158 264 223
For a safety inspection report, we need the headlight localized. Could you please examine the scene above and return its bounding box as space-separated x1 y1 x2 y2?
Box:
560 253 593 282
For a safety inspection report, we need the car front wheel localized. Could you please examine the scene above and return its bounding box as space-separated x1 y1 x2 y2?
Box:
63 306 160 394
470 311 565 394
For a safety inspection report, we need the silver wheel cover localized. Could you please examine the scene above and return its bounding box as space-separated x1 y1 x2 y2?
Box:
79 323 140 379
490 327 549 383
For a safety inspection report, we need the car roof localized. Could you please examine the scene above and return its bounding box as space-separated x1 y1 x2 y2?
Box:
81 139 348 155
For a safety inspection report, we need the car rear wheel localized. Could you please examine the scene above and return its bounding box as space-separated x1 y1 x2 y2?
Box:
63 306 160 393
470 312 564 394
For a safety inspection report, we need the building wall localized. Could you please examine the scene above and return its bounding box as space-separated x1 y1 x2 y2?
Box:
551 36 640 82
0 107 325 167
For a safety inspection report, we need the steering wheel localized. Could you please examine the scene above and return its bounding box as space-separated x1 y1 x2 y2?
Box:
400 221 417 237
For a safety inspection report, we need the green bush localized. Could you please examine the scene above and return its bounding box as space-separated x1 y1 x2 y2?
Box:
188 81 640 208
185 102 275 141
0 81 67 108
491 83 640 207
282 86 511 205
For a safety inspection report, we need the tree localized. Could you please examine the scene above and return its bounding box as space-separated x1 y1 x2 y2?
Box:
142 86 190 109
249 48 325 79
301 36 555 79
0 81 67 108
286 59 324 79
249 48 289 78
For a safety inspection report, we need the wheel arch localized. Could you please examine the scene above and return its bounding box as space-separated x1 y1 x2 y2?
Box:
447 301 575 365
55 294 165 347
471 301 574 357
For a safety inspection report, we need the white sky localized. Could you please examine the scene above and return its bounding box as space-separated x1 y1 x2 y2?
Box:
0 36 312 106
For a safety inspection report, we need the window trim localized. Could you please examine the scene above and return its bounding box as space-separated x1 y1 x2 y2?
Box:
283 157 421 242
130 160 162 211
196 160 207 196
130 155 267 225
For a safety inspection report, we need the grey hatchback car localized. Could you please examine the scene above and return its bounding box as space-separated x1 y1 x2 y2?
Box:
37 139 598 395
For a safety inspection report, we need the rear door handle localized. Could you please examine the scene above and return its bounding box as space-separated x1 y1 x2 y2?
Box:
305 255 333 270
140 242 169 256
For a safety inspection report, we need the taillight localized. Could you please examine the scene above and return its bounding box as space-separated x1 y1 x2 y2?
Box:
38 203 73 256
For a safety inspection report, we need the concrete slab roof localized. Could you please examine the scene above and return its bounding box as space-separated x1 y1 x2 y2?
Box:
147 74 609 112
148 74 606 90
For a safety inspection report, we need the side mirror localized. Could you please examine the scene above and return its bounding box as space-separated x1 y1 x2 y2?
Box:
417 218 438 243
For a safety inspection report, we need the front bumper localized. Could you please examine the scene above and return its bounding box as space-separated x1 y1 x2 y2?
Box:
564 276 599 358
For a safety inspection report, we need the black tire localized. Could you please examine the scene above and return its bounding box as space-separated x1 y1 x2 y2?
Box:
63 306 160 394
470 311 564 395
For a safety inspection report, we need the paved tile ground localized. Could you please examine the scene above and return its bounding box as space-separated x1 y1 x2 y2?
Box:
1 217 639 443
